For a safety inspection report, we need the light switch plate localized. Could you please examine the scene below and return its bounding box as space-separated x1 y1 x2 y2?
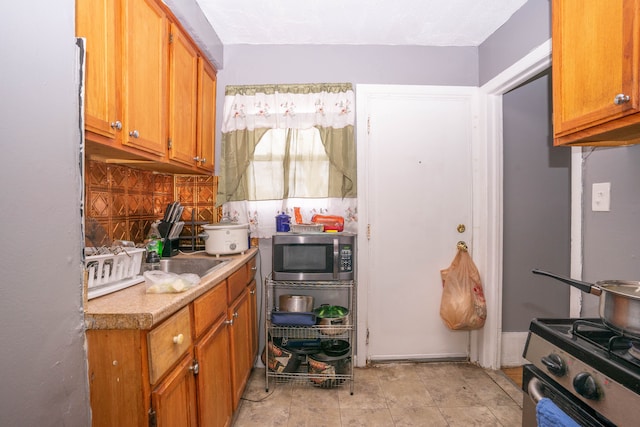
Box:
592 182 611 212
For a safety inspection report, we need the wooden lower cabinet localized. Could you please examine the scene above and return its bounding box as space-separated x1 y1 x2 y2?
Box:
151 352 198 427
86 329 149 427
229 289 252 410
194 316 233 427
248 279 258 359
86 255 258 427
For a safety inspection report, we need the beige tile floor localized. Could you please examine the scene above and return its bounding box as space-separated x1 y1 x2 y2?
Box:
233 362 523 426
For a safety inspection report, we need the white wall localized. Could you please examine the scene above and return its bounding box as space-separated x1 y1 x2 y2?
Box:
0 1 90 425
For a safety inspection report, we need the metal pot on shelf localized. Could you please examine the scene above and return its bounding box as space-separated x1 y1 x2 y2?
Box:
279 294 314 312
314 304 350 335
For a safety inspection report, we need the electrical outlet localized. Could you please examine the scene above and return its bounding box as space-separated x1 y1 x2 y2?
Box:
592 182 611 212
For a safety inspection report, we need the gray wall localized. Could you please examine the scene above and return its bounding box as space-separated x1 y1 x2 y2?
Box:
502 72 571 331
0 1 89 426
582 145 640 316
215 44 479 171
479 0 551 85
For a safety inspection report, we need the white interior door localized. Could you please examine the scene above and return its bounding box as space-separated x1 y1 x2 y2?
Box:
359 85 476 361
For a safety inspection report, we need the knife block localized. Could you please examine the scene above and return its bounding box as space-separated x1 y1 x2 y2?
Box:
162 238 179 257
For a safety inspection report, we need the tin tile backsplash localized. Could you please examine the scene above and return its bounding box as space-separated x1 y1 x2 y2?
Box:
85 160 220 247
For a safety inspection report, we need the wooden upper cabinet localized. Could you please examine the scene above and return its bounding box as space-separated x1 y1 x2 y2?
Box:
122 0 168 156
78 0 217 173
197 58 217 173
553 0 640 146
76 0 120 140
169 22 199 167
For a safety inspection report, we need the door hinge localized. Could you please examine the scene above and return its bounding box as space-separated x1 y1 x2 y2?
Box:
169 33 174 43
148 406 157 427
367 116 371 135
366 328 370 345
367 224 371 240
167 138 172 149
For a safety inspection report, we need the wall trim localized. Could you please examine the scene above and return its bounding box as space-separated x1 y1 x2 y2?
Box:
500 332 529 367
477 39 552 369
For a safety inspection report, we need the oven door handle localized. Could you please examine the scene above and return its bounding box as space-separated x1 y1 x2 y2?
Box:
528 377 545 404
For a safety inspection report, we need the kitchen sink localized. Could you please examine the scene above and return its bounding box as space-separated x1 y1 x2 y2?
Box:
159 257 229 277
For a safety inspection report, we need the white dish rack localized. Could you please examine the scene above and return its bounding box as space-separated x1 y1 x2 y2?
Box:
84 247 145 299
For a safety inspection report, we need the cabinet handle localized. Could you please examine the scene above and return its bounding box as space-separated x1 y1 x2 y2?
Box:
189 360 199 375
110 121 122 130
614 93 631 105
129 130 139 138
173 333 184 345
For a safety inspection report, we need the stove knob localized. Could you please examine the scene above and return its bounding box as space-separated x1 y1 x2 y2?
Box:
541 354 567 377
573 372 601 400
229 243 237 250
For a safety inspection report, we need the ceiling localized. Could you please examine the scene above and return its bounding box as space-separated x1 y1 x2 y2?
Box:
195 0 528 46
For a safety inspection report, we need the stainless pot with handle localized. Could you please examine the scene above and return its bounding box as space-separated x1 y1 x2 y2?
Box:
279 295 314 312
532 269 640 338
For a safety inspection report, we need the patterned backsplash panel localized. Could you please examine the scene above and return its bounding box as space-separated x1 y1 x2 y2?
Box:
85 160 220 247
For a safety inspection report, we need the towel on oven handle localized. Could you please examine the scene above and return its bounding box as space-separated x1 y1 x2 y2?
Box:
536 397 581 427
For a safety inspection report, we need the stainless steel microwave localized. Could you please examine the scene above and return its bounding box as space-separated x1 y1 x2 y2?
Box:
272 233 356 281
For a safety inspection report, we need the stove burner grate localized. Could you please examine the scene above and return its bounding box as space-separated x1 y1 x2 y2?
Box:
571 319 640 363
629 343 640 361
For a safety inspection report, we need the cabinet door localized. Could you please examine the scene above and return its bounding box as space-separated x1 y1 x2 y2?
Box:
122 0 167 156
151 353 198 427
553 0 640 144
197 58 217 173
168 22 199 167
76 0 120 139
228 290 252 410
194 317 233 427
248 279 258 359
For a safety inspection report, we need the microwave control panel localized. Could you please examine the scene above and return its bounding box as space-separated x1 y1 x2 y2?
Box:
340 245 353 272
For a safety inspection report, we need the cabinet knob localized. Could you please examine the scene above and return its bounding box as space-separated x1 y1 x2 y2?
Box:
193 156 201 162
129 130 139 138
614 93 630 105
224 319 234 326
200 157 207 164
173 333 184 345
250 289 256 295
110 121 122 130
233 311 239 318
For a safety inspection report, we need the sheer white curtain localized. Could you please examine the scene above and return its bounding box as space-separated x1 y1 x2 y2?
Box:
218 84 357 238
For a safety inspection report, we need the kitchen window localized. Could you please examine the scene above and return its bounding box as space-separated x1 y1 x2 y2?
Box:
247 128 330 200
218 83 357 237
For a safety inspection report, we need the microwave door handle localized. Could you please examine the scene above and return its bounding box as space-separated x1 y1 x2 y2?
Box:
333 239 339 279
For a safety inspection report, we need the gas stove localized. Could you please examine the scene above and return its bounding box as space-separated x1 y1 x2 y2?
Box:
523 318 640 427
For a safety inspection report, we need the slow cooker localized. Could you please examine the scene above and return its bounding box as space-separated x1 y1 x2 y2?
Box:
202 222 249 256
